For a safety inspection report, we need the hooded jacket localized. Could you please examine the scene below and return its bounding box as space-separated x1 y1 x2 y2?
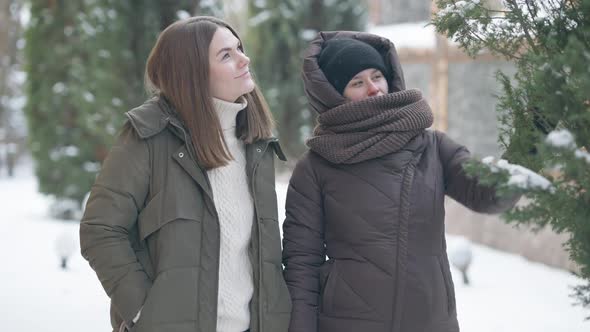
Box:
80 97 292 332
282 31 519 332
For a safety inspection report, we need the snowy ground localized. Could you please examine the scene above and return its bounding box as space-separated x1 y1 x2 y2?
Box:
0 163 588 331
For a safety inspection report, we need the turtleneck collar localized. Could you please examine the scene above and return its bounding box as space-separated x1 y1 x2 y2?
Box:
212 96 248 131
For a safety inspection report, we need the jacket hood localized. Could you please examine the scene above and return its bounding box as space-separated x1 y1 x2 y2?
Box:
302 31 406 114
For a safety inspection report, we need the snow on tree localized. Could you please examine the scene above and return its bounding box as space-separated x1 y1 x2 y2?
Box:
432 0 590 311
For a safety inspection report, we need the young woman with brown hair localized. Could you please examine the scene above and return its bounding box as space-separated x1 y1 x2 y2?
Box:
80 16 291 332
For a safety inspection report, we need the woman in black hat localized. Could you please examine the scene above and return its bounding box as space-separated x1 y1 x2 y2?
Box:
281 31 520 332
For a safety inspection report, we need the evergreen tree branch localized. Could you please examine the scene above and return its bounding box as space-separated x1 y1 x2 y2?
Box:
506 0 540 54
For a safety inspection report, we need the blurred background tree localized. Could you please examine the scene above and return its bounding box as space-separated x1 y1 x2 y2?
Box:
0 0 26 178
245 0 367 160
24 0 220 210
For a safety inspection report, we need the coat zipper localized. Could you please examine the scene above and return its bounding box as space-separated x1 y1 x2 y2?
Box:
391 152 422 332
249 140 271 332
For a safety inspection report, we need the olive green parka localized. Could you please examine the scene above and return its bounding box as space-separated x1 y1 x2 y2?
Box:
80 97 291 332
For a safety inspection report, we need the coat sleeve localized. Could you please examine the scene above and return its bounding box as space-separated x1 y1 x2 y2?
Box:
282 154 326 332
436 131 520 214
79 122 152 326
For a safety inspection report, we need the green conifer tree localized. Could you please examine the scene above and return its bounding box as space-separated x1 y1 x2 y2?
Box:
24 0 219 207
432 0 590 310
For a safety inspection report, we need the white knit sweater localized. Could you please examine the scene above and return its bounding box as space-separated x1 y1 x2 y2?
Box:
208 97 254 332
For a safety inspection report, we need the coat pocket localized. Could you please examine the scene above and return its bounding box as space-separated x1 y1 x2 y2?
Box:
137 190 202 241
320 261 375 319
137 190 203 273
438 255 456 315
131 268 200 329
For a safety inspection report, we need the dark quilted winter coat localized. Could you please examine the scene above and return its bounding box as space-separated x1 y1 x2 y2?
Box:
80 97 291 332
281 31 519 332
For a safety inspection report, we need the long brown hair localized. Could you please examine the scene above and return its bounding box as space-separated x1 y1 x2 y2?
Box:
145 16 274 169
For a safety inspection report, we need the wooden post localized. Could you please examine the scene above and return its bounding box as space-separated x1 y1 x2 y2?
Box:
368 0 382 26
429 2 450 132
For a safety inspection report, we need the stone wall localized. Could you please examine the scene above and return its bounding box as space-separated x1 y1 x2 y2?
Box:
447 61 515 156
444 60 576 272
401 63 431 96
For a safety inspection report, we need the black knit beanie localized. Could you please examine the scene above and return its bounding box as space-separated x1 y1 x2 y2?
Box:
318 38 388 95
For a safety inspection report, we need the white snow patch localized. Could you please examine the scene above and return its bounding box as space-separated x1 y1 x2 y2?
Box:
7 95 26 110
546 129 576 149
300 29 318 41
64 26 74 37
482 157 554 192
176 10 190 20
437 0 477 18
80 20 96 36
107 9 117 20
449 236 473 270
83 91 95 103
83 162 101 173
200 0 218 8
369 21 436 49
55 230 78 260
52 82 66 94
98 49 111 58
111 97 123 107
49 146 80 161
19 3 30 26
10 70 26 85
575 149 590 164
16 38 25 50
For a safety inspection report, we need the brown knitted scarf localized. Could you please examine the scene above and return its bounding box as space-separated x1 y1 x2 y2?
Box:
307 89 433 164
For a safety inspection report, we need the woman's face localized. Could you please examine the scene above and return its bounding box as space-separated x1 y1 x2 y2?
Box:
208 27 255 102
342 68 389 102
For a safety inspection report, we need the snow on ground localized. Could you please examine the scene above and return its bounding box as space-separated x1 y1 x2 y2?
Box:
0 162 110 332
449 236 588 332
0 162 588 331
